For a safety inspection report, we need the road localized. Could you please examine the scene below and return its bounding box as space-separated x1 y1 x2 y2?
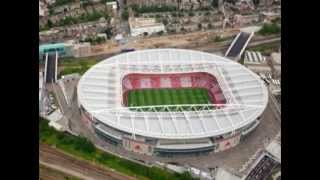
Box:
199 36 280 54
226 32 251 57
87 34 280 61
45 53 57 83
40 144 137 180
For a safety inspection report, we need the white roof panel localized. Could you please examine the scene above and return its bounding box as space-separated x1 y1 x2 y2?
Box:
78 49 268 139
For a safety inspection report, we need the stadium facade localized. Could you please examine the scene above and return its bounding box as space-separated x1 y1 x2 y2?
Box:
77 49 268 156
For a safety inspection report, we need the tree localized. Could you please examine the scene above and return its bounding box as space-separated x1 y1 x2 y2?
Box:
208 23 213 29
178 12 184 17
211 0 219 8
162 19 168 26
105 27 113 39
143 32 148 36
169 28 176 33
121 10 129 20
225 0 237 4
214 35 222 42
172 12 177 17
157 31 164 35
47 19 53 28
253 0 260 6
198 23 202 30
258 23 281 36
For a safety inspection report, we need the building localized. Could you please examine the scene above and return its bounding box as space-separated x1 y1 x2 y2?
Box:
39 2 45 17
39 42 91 59
271 52 281 73
106 1 117 15
77 49 268 156
39 43 67 58
129 17 166 37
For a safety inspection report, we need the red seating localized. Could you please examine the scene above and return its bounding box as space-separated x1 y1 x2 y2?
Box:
171 76 181 88
122 72 226 106
151 77 161 88
131 78 141 89
160 77 172 88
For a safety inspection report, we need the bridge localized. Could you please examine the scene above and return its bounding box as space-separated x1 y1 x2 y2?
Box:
44 52 58 84
225 31 254 61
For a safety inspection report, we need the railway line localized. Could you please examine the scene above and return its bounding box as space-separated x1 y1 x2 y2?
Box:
40 144 137 180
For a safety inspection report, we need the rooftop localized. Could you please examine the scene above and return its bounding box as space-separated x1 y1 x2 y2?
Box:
129 17 164 29
78 49 268 139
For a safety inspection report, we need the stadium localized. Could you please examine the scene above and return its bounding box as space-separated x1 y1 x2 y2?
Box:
77 49 268 156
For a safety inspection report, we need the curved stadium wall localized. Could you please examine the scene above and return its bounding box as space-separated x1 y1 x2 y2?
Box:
77 49 268 156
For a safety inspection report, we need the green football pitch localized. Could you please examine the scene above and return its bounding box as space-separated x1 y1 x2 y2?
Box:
127 88 213 111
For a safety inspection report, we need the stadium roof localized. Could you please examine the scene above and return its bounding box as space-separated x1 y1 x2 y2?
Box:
78 49 268 139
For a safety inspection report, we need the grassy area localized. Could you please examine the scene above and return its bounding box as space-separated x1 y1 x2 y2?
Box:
258 23 281 36
58 57 100 78
248 42 280 55
239 58 245 65
39 118 198 180
59 57 100 66
210 35 234 43
128 88 213 111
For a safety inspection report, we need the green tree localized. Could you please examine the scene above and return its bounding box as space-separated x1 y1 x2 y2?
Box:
258 23 281 36
225 0 237 4
47 19 53 28
121 10 129 20
157 31 164 35
211 0 219 7
105 27 113 39
162 19 168 26
253 0 260 6
172 12 177 17
178 12 184 17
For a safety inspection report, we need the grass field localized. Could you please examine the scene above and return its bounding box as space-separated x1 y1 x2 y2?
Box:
127 88 213 111
58 57 100 78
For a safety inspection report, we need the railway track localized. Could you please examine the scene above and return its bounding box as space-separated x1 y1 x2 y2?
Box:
40 144 137 180
78 35 280 62
198 36 280 53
